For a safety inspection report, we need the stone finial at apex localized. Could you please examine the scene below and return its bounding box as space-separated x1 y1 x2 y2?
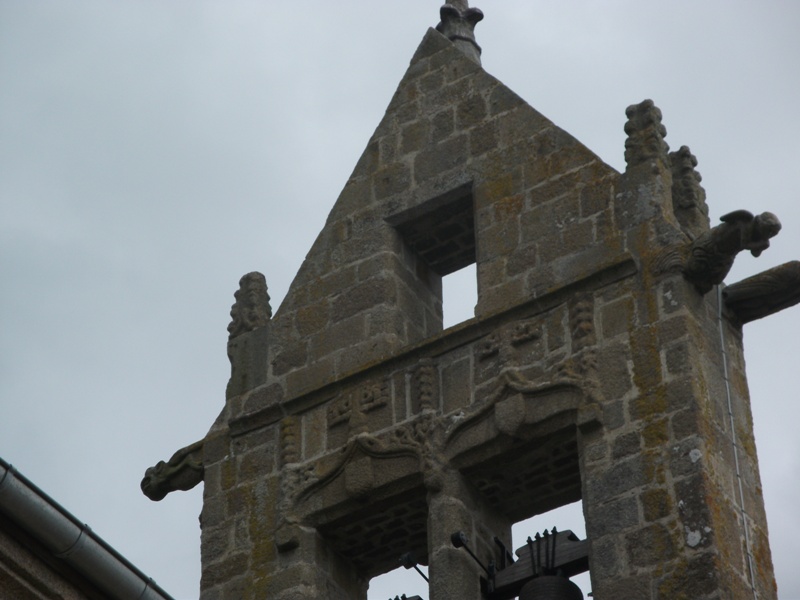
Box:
436 1 484 64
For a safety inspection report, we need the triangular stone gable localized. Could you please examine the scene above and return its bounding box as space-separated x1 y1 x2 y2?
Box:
269 28 620 402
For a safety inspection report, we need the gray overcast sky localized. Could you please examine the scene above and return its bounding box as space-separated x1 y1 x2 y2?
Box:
1 2 799 598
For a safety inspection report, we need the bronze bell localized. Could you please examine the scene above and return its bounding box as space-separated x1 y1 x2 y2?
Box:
518 574 583 600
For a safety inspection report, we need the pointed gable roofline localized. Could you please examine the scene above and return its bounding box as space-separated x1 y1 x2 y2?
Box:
261 25 619 401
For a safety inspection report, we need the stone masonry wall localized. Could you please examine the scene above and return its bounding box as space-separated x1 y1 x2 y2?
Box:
195 25 776 600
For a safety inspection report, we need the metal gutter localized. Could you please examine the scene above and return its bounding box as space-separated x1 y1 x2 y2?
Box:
0 457 175 600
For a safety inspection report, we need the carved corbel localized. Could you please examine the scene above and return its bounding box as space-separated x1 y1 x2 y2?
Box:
141 439 204 501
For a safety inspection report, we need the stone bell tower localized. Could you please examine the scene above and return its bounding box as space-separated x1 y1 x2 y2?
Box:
142 3 797 598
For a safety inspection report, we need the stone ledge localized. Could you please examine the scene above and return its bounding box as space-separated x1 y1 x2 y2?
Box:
228 255 637 439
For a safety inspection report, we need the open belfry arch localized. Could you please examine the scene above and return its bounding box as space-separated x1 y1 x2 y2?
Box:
142 3 799 598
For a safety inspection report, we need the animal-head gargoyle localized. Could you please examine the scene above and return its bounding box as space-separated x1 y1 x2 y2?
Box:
682 210 781 294
141 440 204 501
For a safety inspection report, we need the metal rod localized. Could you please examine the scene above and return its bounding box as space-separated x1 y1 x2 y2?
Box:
413 564 429 583
717 285 758 600
450 531 491 576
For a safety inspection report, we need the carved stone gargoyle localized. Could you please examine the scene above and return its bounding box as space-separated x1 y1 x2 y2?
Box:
141 440 204 501
681 210 782 294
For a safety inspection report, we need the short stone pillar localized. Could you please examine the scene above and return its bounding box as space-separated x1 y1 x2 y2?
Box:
427 470 511 600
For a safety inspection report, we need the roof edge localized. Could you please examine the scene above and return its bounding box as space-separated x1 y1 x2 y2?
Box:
0 457 176 600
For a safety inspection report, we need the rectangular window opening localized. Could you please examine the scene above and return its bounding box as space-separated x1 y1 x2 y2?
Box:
388 182 477 331
443 262 477 328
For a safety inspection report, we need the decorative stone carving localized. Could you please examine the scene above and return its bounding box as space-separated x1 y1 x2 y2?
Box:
327 379 389 430
436 1 484 64
280 409 449 513
684 210 782 294
624 99 669 170
280 416 300 466
569 295 595 351
389 410 446 492
291 430 423 505
723 261 800 323
280 462 319 516
227 272 271 340
669 145 710 239
413 359 438 411
477 332 501 360
511 320 541 346
446 369 590 447
344 455 375 499
141 440 204 501
360 379 390 413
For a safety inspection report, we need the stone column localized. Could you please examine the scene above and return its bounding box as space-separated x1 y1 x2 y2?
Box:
426 470 511 600
262 524 367 600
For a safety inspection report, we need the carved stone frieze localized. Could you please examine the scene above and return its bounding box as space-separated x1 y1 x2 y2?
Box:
511 320 541 346
227 272 271 340
388 410 446 492
327 378 390 430
569 294 595 351
477 332 501 360
413 359 439 412
360 379 390 413
280 416 300 466
327 396 352 428
446 369 593 451
141 439 204 501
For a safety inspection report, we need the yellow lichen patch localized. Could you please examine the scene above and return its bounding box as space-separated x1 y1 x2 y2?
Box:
736 424 758 462
493 193 523 220
641 487 673 522
221 457 237 492
642 418 670 449
752 526 777 595
248 476 280 579
642 448 667 485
